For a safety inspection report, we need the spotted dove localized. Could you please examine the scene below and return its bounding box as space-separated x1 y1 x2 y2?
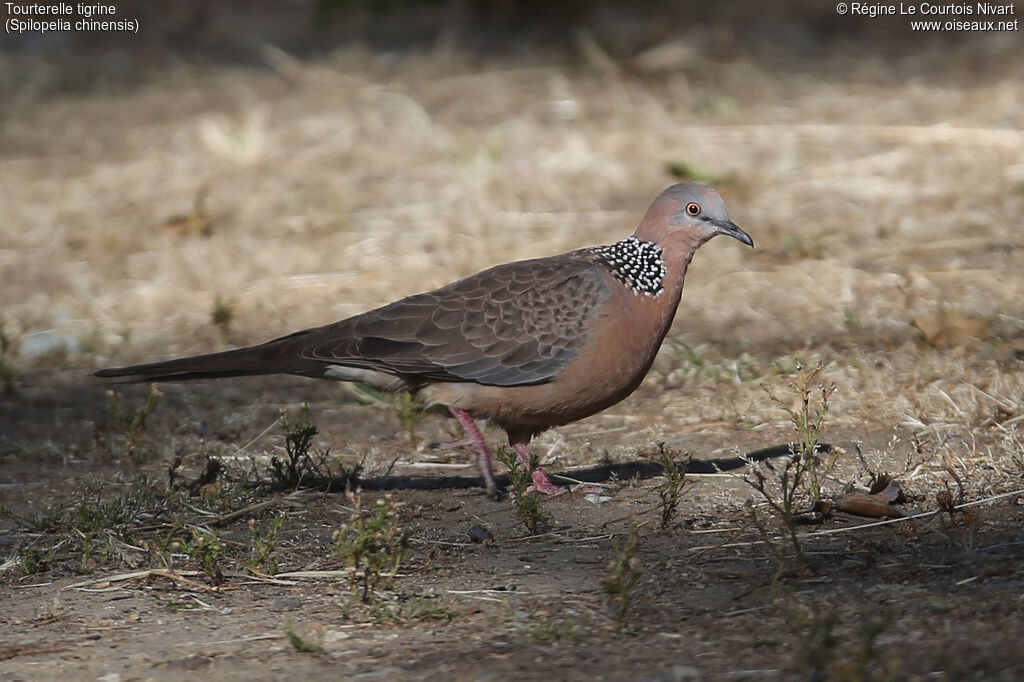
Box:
95 183 753 496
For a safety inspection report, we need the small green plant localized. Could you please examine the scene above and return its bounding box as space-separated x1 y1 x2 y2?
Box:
766 361 837 474
271 404 319 489
106 384 163 436
515 613 590 642
653 445 691 529
369 594 455 625
780 233 825 261
16 544 55 575
601 529 643 632
334 492 410 602
787 606 897 681
496 447 551 535
391 391 424 441
97 386 164 464
664 160 738 187
283 619 324 653
797 610 841 676
672 342 717 381
76 532 98 574
211 296 235 339
845 611 898 681
661 341 760 386
98 404 165 465
178 528 225 584
4 475 162 537
742 361 838 568
249 409 356 492
843 307 860 332
744 456 809 567
72 533 120 575
248 515 285 573
3 475 269 579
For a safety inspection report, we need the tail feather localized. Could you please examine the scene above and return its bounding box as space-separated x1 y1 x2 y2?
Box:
93 332 322 383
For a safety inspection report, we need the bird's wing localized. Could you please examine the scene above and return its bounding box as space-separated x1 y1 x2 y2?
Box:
299 253 611 386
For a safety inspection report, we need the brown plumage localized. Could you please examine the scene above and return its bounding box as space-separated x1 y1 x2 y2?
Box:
95 183 753 496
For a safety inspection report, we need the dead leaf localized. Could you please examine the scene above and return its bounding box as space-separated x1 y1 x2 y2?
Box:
871 477 906 504
913 310 990 347
806 500 833 517
834 492 904 519
199 482 221 498
867 473 892 495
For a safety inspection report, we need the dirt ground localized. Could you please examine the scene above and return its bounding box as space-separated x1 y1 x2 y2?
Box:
2 4 1024 680
2 392 1023 681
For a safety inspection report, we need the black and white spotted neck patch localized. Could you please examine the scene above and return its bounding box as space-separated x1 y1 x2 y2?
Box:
593 237 666 297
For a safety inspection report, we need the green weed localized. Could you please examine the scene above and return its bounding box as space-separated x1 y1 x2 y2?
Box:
211 296 235 340
334 492 410 602
662 341 760 385
248 514 285 573
496 447 551 534
271 404 319 489
392 391 424 441
177 528 225 584
664 160 738 187
16 544 55 575
788 606 898 681
515 614 590 642
651 444 690 529
369 594 455 625
106 384 163 436
601 529 643 632
2 474 269 580
742 361 838 568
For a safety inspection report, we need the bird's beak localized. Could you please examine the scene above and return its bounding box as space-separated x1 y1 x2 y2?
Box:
713 219 754 248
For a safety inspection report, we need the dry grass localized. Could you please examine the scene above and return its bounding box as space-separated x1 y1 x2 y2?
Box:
2 45 1021 432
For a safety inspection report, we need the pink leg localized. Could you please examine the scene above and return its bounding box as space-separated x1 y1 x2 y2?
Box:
448 407 498 497
511 443 565 496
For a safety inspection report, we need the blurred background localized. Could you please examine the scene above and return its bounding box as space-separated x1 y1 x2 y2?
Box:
1 0 1022 432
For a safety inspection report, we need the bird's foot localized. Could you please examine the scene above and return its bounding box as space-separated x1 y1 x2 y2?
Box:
525 467 566 496
510 443 566 495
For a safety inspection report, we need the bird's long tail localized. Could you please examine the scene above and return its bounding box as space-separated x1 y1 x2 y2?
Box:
93 331 321 382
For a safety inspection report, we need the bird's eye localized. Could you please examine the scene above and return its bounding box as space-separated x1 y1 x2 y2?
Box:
685 202 701 216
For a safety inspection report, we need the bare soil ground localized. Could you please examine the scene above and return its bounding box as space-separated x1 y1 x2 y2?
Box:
2 9 1024 680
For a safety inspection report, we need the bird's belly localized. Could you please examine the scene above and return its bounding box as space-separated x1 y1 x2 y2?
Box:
419 312 664 431
419 375 639 432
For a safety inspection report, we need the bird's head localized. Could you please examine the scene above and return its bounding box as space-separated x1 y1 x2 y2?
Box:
634 183 753 250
